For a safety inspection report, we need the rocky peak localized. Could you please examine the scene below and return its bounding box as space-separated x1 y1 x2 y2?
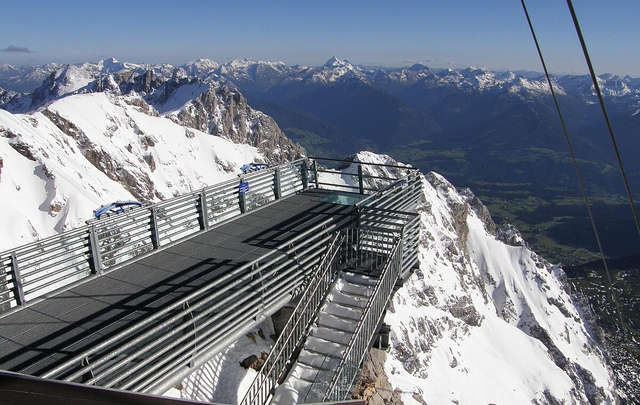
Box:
155 81 304 164
30 64 96 109
99 57 126 73
322 56 346 68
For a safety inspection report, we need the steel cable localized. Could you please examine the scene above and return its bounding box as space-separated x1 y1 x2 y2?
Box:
520 0 627 337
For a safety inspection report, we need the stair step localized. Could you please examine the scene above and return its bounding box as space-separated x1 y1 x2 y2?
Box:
341 271 378 287
316 313 357 333
338 289 372 300
290 362 321 382
309 326 351 346
323 303 362 321
315 321 356 335
304 336 345 358
339 277 374 293
297 359 331 372
326 294 367 310
298 350 340 367
302 346 342 360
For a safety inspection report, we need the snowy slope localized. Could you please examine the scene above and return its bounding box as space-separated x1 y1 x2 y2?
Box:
385 171 614 404
0 92 262 252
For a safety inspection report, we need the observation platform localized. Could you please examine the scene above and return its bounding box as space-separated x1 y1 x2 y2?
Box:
0 190 351 382
0 157 422 403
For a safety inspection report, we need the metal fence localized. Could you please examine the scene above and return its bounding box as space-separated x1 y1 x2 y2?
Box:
0 159 307 313
0 157 420 313
323 231 404 402
309 156 417 195
39 216 338 393
240 231 345 405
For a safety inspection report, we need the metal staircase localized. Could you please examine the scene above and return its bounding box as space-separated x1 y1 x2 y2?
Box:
241 213 418 405
272 271 376 404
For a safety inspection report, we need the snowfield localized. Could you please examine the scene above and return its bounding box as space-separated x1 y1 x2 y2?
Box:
0 92 261 252
384 172 614 404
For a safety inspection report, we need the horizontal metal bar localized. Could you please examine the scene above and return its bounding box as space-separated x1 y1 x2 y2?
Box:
18 251 90 280
21 261 90 288
99 242 154 265
7 227 89 256
309 156 417 171
14 238 89 264
23 268 91 294
316 182 360 191
44 216 335 380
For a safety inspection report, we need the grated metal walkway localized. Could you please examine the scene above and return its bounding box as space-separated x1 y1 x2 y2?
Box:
0 189 352 380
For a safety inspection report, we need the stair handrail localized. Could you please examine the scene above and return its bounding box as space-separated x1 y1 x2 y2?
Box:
322 231 404 402
240 230 345 405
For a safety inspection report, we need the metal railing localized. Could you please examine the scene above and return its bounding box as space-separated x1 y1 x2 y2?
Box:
0 159 307 313
240 231 345 405
323 232 404 402
356 169 422 213
357 206 420 276
37 216 337 393
0 157 420 313
309 156 418 195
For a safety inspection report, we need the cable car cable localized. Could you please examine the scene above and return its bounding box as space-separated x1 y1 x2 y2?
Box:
566 0 640 239
520 0 627 338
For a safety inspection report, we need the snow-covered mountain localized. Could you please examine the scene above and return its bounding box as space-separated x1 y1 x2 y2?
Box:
0 92 263 250
386 169 614 404
0 59 305 251
0 63 62 93
4 57 640 105
0 58 304 174
0 59 621 403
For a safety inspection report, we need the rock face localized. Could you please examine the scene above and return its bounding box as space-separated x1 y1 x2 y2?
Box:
383 170 615 404
351 349 403 405
157 81 304 164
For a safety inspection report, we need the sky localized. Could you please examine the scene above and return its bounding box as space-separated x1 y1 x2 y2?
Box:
1 0 639 77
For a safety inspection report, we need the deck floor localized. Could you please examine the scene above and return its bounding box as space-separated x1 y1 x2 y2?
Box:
0 189 353 377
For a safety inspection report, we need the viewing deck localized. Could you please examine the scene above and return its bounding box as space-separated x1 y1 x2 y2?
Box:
0 158 422 404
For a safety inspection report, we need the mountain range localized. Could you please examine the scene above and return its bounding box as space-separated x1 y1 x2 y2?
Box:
4 57 640 262
0 57 634 403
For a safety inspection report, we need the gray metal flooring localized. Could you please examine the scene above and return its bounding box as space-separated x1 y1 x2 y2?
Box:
0 189 353 377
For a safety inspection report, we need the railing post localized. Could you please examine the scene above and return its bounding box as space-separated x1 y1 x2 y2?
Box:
10 253 25 306
358 164 364 194
88 225 103 276
312 160 319 189
198 190 209 231
301 160 309 190
150 208 161 249
274 168 282 200
239 182 247 213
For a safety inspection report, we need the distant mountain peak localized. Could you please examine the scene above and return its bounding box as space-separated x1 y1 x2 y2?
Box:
323 56 351 68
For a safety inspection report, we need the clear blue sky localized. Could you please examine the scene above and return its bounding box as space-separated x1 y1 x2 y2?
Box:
1 0 639 76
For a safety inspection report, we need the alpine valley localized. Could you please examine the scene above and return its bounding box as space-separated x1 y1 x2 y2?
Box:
0 58 637 403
